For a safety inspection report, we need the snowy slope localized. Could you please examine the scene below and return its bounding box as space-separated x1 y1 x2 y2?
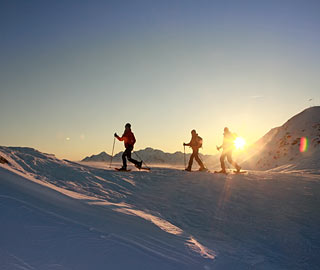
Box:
1 146 320 269
242 106 320 172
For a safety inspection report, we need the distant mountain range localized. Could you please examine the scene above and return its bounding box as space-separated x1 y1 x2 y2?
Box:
83 107 320 173
82 147 219 167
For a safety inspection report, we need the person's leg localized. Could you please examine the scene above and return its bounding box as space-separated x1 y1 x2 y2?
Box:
220 152 226 171
187 151 195 170
122 149 128 169
194 149 205 169
227 152 241 171
127 146 139 166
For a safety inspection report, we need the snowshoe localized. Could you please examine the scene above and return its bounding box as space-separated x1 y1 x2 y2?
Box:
115 167 131 172
214 169 228 174
139 167 151 171
233 170 247 174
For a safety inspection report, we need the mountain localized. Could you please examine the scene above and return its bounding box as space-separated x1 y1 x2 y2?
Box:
82 147 219 167
82 151 112 162
242 106 320 172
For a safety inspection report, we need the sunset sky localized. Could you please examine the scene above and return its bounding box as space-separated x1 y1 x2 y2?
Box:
1 0 320 160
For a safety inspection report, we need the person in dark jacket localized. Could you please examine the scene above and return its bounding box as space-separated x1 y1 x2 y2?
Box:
183 129 206 171
115 123 142 170
216 127 241 173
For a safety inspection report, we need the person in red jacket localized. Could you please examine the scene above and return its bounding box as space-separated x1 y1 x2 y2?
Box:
114 123 142 170
183 129 206 171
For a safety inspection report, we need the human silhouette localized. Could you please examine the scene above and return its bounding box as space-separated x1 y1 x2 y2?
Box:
217 127 241 173
114 123 142 171
184 130 206 171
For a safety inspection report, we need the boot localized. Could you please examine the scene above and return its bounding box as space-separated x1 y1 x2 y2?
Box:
199 167 208 172
118 167 127 171
135 161 142 169
185 167 192 172
235 165 241 173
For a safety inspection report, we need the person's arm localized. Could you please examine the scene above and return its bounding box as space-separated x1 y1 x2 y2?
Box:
183 139 192 146
114 133 124 141
217 139 224 150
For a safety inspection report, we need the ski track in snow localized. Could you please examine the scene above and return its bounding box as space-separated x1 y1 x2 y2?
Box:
1 146 320 269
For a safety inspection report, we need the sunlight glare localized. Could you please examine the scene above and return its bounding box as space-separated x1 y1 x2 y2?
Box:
234 137 246 150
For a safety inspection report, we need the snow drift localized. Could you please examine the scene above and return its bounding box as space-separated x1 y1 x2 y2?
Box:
1 146 320 269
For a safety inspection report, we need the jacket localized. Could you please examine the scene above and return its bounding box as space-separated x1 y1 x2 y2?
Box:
117 129 136 148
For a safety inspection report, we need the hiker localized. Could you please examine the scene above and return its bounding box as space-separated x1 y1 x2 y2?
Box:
216 127 241 173
114 123 142 171
183 130 206 171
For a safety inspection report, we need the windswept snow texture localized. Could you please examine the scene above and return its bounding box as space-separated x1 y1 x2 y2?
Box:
1 146 320 269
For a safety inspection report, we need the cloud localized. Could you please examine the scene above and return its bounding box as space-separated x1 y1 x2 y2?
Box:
249 95 264 99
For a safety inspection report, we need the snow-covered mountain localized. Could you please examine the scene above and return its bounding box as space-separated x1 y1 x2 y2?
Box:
243 106 320 172
83 147 219 167
82 151 112 162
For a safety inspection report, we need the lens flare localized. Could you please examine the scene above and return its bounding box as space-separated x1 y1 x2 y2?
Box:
234 137 246 150
300 137 308 152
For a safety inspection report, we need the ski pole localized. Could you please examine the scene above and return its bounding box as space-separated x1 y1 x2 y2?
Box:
109 137 116 168
133 151 150 170
183 145 186 169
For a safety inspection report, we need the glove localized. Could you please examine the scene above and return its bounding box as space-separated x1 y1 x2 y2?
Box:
216 146 220 151
114 133 118 138
183 143 186 146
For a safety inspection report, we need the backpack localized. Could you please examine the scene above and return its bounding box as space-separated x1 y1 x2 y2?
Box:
232 133 237 140
129 132 136 145
197 136 203 148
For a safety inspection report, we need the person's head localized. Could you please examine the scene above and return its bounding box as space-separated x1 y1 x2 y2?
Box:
191 129 197 136
224 127 230 135
125 123 131 130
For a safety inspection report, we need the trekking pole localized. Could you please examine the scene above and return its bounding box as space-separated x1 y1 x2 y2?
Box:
133 151 150 170
183 145 186 169
109 137 116 168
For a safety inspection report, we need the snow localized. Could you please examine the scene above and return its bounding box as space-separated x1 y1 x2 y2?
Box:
240 106 320 173
1 146 320 269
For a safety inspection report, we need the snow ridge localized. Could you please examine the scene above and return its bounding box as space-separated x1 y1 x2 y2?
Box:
243 106 320 172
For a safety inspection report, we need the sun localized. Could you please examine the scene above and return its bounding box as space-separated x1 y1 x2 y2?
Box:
234 137 246 150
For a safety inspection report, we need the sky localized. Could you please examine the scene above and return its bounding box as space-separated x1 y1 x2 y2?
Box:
1 0 320 160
